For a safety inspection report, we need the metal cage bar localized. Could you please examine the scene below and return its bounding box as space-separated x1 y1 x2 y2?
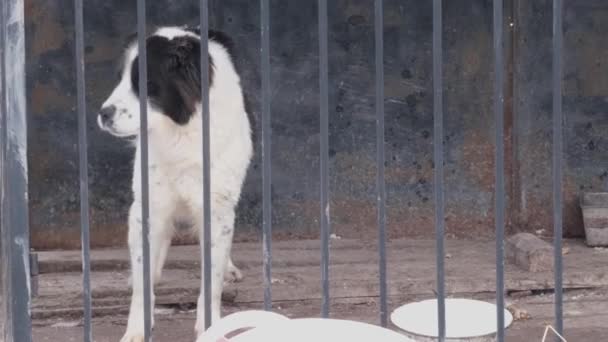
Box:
374 0 388 328
493 0 506 341
135 0 153 340
318 0 331 319
73 0 93 340
199 0 213 331
432 0 446 340
552 0 564 335
0 0 32 341
260 0 273 312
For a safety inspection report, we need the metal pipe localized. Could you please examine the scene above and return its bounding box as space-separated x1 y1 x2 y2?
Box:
493 0 506 341
260 0 273 311
432 0 446 340
318 0 331 319
135 0 152 339
374 0 388 328
199 0 212 331
73 0 93 339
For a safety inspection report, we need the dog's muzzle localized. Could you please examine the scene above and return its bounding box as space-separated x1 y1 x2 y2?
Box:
98 105 116 128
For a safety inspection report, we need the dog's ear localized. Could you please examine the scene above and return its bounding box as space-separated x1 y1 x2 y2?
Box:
166 35 214 94
166 36 213 124
168 36 199 70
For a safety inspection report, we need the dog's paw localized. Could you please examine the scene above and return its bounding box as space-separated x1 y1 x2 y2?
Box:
224 263 244 283
121 312 150 342
120 331 145 342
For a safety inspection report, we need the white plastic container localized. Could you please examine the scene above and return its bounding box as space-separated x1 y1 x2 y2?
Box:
198 310 415 342
391 298 513 342
237 318 415 342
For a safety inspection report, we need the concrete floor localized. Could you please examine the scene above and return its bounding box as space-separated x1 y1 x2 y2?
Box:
30 238 608 341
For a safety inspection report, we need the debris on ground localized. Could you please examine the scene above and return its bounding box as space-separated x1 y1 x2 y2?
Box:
508 290 533 299
507 304 531 321
506 233 554 272
271 278 286 285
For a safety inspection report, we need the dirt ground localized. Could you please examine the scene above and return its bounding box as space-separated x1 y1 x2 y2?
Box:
30 238 608 341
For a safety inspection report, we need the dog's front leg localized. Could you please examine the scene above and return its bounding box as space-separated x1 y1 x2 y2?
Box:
194 210 235 337
121 201 169 342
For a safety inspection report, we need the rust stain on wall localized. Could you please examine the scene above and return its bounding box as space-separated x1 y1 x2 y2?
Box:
460 130 495 193
27 2 65 56
386 158 433 185
459 30 489 77
30 83 71 115
563 175 585 237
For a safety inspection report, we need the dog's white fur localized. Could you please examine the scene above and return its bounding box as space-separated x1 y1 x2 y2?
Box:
98 27 253 342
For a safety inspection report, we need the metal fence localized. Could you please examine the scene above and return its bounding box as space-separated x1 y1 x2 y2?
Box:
0 0 565 341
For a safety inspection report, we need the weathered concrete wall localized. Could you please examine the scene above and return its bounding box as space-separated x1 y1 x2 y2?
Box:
513 0 608 237
25 0 607 249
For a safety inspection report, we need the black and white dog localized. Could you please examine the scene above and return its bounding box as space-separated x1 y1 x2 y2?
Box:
97 26 253 342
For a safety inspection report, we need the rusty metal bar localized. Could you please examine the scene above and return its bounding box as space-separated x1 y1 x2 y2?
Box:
432 0 446 340
260 0 273 311
318 0 331 318
73 0 93 340
0 0 32 340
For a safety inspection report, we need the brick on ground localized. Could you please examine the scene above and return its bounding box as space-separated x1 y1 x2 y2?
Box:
506 233 554 272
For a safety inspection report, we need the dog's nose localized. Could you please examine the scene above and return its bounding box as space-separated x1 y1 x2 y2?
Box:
99 105 116 125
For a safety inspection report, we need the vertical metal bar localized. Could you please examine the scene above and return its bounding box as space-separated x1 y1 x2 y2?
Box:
0 2 5 335
374 0 388 328
135 0 152 340
0 7 5 333
432 0 446 340
552 0 564 336
318 0 331 318
0 0 32 340
74 0 92 340
199 0 212 330
493 0 505 341
260 0 273 311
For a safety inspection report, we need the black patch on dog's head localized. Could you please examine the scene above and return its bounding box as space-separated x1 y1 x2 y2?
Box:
130 34 213 125
181 27 256 143
184 26 237 63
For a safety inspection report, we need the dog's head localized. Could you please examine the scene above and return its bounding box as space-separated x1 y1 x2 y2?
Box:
98 27 211 137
